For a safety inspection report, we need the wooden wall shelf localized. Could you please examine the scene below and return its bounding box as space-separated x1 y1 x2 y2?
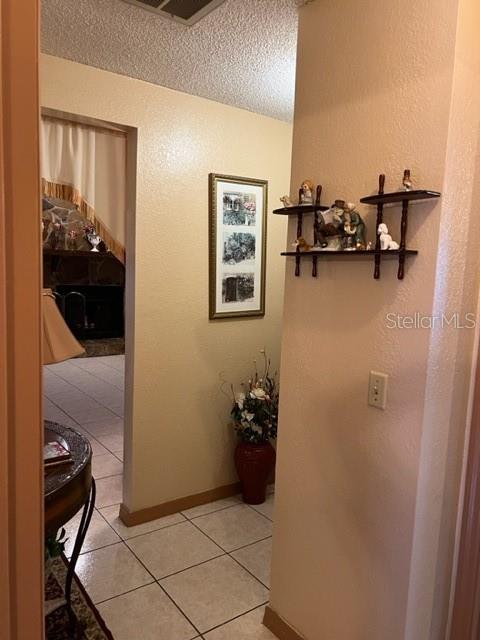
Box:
278 173 441 280
360 189 441 206
281 249 418 257
282 249 418 278
272 204 329 215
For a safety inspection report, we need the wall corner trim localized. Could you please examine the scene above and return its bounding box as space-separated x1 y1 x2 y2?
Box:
119 481 241 526
263 605 306 640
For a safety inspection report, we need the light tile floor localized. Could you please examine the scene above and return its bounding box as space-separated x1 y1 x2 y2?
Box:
44 355 277 639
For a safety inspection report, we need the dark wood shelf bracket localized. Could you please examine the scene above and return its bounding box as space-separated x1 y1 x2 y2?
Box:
277 172 440 280
360 170 440 280
374 174 385 279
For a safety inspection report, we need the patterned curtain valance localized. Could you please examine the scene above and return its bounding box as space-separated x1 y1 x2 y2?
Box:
40 118 126 264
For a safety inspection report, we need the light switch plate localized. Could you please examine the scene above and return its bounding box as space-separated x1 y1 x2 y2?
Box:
368 371 388 409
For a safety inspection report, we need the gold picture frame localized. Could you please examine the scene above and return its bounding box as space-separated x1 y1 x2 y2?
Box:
209 173 268 319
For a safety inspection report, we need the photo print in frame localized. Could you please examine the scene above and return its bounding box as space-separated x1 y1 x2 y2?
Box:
209 173 268 319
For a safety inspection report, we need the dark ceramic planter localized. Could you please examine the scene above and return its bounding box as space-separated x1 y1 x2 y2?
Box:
234 441 276 505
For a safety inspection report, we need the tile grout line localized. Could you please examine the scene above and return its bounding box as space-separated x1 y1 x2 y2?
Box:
201 600 270 636
46 392 124 459
44 364 124 419
76 498 274 635
94 507 204 636
93 509 269 635
44 395 83 427
183 501 243 521
187 517 272 592
118 535 204 637
93 472 123 482
94 579 156 607
229 533 273 554
97 514 189 542
71 509 271 557
45 389 121 427
70 355 125 373
245 503 274 523
50 356 125 386
153 551 226 582
227 549 271 590
187 507 273 553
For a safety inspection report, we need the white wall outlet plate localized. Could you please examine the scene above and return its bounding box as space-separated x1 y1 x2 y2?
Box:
368 371 388 409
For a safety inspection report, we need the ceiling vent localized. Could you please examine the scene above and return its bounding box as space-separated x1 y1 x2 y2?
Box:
121 0 227 26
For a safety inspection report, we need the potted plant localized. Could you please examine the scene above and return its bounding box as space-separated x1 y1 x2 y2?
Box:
230 350 278 504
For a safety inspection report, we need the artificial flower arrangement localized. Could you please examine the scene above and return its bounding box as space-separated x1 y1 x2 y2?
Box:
230 350 279 444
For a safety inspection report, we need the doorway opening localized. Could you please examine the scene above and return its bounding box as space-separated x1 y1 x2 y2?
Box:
41 108 137 632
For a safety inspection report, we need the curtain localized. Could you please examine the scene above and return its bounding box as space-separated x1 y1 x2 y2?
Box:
40 117 127 263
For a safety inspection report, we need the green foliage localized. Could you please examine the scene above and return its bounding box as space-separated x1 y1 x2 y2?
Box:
45 527 68 561
230 350 279 444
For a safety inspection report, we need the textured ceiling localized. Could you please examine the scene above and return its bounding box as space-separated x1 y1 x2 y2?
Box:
41 0 299 121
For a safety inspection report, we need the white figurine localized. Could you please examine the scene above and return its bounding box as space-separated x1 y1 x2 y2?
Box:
280 195 293 208
378 223 399 250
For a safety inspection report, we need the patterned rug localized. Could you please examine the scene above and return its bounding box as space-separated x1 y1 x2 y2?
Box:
78 337 125 357
45 556 114 640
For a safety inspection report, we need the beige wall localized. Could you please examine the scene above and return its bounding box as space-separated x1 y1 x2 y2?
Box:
270 1 480 639
40 54 292 511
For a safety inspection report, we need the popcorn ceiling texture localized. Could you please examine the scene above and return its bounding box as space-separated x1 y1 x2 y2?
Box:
41 0 298 122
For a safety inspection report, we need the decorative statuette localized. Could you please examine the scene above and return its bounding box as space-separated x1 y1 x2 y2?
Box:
300 180 314 205
280 195 293 208
341 202 366 250
314 199 344 249
292 237 312 251
378 223 399 250
402 169 412 192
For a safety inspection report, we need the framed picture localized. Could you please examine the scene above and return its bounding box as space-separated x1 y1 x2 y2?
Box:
209 173 268 319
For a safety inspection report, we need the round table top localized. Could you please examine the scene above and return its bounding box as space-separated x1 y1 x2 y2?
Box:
44 421 92 536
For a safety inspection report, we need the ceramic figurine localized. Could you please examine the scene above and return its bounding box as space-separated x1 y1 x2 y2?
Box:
280 195 293 208
402 169 412 192
314 214 341 249
340 202 366 249
367 241 374 250
292 237 312 251
314 200 345 249
378 223 399 250
300 180 314 205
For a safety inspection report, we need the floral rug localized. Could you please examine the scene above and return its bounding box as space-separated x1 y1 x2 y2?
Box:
45 557 114 640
